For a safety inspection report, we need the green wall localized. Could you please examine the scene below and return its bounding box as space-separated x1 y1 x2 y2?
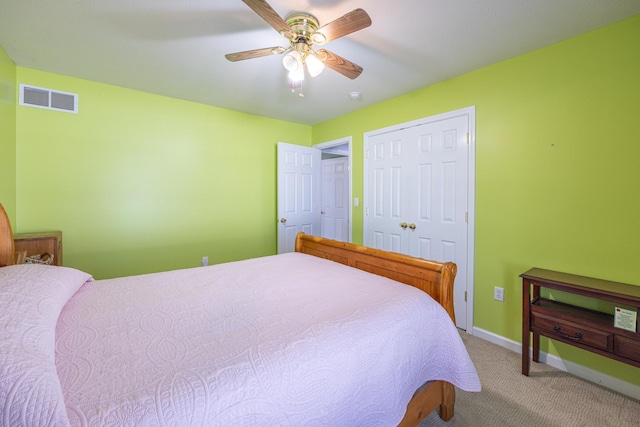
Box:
15 68 311 278
313 14 640 385
0 44 16 223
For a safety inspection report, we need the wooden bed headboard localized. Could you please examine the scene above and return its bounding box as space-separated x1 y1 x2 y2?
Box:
0 203 15 267
294 232 457 323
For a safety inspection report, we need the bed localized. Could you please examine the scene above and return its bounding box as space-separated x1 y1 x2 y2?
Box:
0 204 480 426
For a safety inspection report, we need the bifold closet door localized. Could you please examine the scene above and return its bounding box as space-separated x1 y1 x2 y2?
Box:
365 114 469 327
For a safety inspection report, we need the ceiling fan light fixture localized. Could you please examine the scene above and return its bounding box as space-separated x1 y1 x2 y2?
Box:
288 67 305 96
282 50 302 71
288 67 305 83
305 53 325 77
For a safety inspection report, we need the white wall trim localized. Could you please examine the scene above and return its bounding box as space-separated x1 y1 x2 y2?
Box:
471 326 640 400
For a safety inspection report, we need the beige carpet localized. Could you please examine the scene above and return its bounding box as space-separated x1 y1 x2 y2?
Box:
420 332 640 426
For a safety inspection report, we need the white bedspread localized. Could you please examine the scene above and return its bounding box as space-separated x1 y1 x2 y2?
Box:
2 253 480 426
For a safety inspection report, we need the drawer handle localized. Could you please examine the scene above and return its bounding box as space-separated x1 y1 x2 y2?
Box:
553 325 583 341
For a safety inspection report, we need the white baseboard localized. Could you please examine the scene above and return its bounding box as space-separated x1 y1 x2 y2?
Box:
470 326 640 401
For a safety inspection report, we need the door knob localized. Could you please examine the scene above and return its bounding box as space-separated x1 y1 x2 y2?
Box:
400 222 408 229
409 223 416 230
280 218 287 223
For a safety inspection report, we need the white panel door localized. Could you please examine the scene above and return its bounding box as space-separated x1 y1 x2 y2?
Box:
366 129 412 254
277 142 320 253
409 115 469 330
320 157 349 241
364 113 470 329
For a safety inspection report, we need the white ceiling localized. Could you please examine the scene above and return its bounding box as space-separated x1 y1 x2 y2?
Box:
1 0 639 125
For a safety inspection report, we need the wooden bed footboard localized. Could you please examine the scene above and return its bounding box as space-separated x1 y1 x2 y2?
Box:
294 232 457 321
294 233 458 425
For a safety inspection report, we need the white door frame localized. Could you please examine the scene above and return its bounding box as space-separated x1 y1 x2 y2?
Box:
314 137 353 243
363 106 476 332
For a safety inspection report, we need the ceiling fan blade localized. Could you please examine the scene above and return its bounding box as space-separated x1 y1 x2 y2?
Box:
316 9 371 44
319 49 363 80
242 0 293 38
225 46 285 62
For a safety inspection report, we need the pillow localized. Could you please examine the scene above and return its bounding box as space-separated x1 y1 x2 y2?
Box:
0 264 93 427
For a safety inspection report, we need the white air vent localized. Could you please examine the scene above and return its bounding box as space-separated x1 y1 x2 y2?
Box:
19 84 78 113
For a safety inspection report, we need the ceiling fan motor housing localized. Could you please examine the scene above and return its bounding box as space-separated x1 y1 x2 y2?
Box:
285 13 325 45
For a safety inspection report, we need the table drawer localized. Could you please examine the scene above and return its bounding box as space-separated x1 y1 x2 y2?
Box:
532 311 613 351
614 336 640 363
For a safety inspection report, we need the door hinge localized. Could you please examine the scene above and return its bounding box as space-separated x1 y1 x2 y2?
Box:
365 207 369 216
466 133 470 144
465 212 468 223
464 291 467 302
365 150 370 159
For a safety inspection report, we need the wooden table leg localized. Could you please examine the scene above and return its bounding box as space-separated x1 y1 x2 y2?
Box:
531 285 540 363
522 279 530 375
532 332 540 363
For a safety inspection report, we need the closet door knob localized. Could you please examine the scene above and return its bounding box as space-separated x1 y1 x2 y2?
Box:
409 223 416 230
280 218 287 223
400 222 408 229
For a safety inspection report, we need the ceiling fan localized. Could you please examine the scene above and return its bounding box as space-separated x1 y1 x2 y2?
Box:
225 0 371 83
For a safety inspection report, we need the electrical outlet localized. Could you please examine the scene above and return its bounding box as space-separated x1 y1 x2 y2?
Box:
494 286 504 302
202 256 208 267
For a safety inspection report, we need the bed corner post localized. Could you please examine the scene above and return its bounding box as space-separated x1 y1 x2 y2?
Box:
439 382 456 421
294 232 306 253
440 262 457 324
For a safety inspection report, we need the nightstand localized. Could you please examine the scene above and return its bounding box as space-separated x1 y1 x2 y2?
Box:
14 231 63 266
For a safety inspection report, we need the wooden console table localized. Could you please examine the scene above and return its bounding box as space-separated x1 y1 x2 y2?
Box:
521 268 640 375
14 231 63 266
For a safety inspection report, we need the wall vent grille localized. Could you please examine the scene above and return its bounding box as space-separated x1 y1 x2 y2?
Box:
19 84 78 113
